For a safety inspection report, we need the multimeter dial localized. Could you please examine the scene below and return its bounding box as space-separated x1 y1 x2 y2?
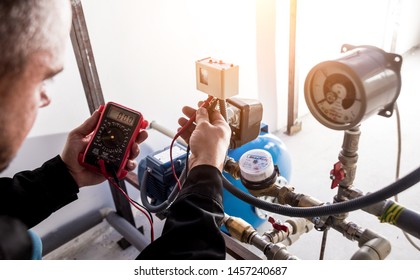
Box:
305 65 364 130
96 121 127 152
102 127 123 149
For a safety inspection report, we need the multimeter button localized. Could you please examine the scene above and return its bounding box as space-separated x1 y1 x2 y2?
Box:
140 120 149 129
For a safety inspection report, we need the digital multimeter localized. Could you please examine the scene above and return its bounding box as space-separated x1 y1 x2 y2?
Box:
79 102 148 179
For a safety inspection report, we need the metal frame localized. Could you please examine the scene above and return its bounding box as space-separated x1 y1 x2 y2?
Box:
286 0 302 135
70 1 138 249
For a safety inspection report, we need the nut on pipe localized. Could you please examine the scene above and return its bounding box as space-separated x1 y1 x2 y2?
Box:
247 184 280 198
224 216 256 243
223 158 241 179
265 243 299 260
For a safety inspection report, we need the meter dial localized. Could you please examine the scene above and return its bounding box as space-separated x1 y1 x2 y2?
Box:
239 149 275 183
102 126 124 149
94 121 127 154
304 45 402 131
304 62 365 130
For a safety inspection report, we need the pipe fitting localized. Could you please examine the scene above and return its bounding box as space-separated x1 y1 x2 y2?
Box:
223 157 241 179
224 216 257 243
286 217 314 235
265 243 299 260
352 229 391 260
351 237 391 260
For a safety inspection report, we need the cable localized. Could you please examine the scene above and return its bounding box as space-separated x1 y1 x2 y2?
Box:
185 144 191 177
222 165 420 218
319 229 329 260
98 160 155 241
109 178 155 242
393 103 420 250
140 96 214 213
140 167 186 213
109 170 153 223
169 95 214 191
394 102 402 181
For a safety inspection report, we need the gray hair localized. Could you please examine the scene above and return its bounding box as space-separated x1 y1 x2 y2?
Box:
0 0 69 79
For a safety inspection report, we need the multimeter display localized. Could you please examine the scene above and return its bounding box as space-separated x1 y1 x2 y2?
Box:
79 102 147 179
107 106 136 126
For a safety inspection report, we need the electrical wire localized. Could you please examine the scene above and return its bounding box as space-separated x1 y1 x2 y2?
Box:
98 159 155 242
140 96 214 213
319 229 329 260
395 103 402 182
109 171 154 224
393 103 420 250
140 166 186 213
169 96 214 191
108 178 155 242
185 144 191 177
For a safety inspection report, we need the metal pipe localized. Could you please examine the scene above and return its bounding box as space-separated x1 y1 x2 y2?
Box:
285 0 302 135
331 219 391 260
264 242 299 260
351 229 391 260
262 217 313 246
223 215 299 260
338 127 361 188
40 209 105 256
218 99 228 121
149 121 187 147
338 187 420 240
103 209 150 252
351 238 391 260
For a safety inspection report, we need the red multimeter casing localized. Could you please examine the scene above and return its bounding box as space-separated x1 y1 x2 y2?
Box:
79 102 148 179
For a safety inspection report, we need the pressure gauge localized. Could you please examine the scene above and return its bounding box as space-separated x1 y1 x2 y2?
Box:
304 44 402 130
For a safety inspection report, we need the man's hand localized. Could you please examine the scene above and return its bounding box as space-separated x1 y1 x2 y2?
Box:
61 110 148 187
178 106 231 172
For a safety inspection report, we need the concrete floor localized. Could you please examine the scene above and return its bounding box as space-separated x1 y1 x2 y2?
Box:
42 47 420 260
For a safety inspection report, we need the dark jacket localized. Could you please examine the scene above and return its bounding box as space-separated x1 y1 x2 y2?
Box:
0 157 226 259
0 155 79 259
137 165 226 260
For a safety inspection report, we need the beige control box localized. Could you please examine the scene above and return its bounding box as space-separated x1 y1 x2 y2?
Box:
196 57 239 100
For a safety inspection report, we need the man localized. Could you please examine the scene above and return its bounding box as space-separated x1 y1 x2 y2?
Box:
1 0 231 259
138 106 231 259
0 0 146 259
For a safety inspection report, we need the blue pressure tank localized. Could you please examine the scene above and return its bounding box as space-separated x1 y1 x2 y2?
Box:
222 124 292 229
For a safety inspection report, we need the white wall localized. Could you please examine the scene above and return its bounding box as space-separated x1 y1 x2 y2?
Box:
29 0 259 137
394 0 420 53
275 0 420 129
28 0 420 138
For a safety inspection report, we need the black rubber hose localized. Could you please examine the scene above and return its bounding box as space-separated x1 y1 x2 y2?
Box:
223 165 420 218
395 208 420 240
140 168 184 213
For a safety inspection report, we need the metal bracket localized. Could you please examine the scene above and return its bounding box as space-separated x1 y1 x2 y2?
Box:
70 0 139 249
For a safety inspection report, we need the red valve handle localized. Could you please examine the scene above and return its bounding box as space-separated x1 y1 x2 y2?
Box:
268 217 289 233
330 161 345 189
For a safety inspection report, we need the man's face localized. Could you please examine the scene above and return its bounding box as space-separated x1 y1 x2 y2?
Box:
0 1 72 172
